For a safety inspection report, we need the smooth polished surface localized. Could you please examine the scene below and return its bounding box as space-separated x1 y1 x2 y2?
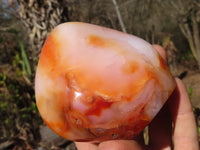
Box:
35 22 175 142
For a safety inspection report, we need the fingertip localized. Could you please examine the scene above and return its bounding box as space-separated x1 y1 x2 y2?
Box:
168 78 192 115
174 78 185 88
152 44 167 61
168 78 189 122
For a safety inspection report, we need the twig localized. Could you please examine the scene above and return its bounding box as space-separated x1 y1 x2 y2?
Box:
112 0 127 33
0 140 14 150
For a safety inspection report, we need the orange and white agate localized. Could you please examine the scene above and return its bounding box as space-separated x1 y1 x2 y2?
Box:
35 22 175 142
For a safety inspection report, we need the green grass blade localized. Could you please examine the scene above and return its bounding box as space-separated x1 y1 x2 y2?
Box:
18 40 32 76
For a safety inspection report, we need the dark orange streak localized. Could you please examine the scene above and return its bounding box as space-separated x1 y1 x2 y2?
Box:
158 55 168 70
85 96 113 116
87 35 112 48
122 60 139 74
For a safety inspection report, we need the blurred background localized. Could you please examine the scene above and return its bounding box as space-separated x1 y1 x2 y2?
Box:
0 0 200 149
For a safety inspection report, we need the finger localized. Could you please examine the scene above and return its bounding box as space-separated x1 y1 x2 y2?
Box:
152 44 167 61
148 102 172 150
75 142 98 150
99 140 144 150
168 78 199 150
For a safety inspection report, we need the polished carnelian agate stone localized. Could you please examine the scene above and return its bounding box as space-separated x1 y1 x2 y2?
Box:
35 22 175 142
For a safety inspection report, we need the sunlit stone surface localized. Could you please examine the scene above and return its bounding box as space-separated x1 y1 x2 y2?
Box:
35 22 175 142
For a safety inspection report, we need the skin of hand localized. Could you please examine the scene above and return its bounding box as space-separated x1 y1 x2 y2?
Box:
75 45 199 150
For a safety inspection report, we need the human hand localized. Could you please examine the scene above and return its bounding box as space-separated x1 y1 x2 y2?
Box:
75 45 199 150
